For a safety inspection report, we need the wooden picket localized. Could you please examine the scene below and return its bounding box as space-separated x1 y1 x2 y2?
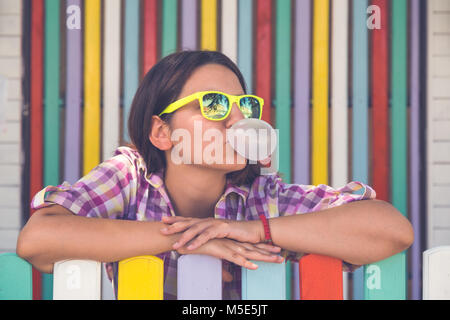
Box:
8 249 450 300
0 253 32 300
53 260 101 300
117 255 164 300
242 260 286 300
423 246 450 299
177 255 222 300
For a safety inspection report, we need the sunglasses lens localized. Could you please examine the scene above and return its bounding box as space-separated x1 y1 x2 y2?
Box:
202 93 229 119
239 97 261 119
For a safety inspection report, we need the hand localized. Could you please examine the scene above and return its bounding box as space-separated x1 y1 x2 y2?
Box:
258 156 271 167
176 238 284 270
160 216 265 251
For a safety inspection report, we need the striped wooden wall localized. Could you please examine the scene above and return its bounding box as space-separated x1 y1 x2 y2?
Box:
3 0 449 300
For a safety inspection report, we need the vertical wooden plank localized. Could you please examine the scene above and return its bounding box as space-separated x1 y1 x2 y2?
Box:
181 0 197 51
299 255 343 300
275 0 292 183
177 255 222 300
242 261 286 300
293 0 311 186
117 255 164 300
275 0 292 299
311 0 329 186
221 0 237 63
331 0 349 300
370 0 389 203
161 0 177 57
390 0 408 235
29 0 44 300
423 246 450 300
332 0 349 188
53 260 102 300
103 0 121 160
142 0 158 76
43 0 61 299
83 0 101 175
201 0 217 50
0 253 32 300
351 0 369 300
293 0 311 300
123 0 140 143
64 0 82 185
409 0 422 300
255 0 272 124
237 0 253 92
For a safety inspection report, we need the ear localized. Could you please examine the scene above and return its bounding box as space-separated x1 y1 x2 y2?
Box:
149 115 173 151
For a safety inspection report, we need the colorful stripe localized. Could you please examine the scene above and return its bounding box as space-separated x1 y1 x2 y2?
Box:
29 0 44 300
352 0 369 300
83 0 101 175
201 0 217 50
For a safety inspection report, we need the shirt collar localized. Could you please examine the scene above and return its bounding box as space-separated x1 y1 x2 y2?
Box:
126 146 250 203
147 170 250 201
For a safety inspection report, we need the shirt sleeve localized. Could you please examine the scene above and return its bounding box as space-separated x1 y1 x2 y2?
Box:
30 153 138 219
257 173 377 271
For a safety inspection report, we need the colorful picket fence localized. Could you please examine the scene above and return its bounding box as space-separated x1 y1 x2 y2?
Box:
1 248 450 300
3 0 447 301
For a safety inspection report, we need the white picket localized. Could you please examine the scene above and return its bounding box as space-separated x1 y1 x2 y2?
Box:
53 259 102 300
423 246 450 300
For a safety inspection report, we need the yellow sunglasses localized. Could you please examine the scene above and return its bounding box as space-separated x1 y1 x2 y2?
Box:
158 91 264 121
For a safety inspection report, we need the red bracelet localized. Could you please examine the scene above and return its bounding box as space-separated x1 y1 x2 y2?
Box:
258 213 273 245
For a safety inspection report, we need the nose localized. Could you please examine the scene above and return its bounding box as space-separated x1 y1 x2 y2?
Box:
225 102 245 128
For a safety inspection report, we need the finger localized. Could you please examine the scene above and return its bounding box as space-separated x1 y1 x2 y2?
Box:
254 243 282 253
186 227 224 250
220 243 258 270
172 222 213 249
234 243 284 264
160 219 200 235
161 216 190 223
239 242 276 256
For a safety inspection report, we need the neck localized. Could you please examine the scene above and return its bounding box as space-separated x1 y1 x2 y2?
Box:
164 162 227 218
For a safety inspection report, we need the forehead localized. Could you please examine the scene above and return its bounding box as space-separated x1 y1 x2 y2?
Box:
178 64 245 98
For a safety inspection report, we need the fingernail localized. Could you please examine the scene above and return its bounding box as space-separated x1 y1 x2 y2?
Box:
187 244 194 250
173 241 179 248
161 227 168 232
247 262 258 269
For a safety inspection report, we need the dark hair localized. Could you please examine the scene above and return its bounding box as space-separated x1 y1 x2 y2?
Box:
126 50 261 186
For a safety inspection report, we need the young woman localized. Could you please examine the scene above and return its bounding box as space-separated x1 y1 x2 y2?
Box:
17 50 413 299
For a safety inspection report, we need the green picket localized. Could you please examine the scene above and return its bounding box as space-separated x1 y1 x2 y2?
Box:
0 253 33 300
162 0 178 57
43 0 61 299
275 0 292 299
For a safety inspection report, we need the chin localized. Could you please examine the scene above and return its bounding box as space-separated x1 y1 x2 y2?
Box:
203 158 248 173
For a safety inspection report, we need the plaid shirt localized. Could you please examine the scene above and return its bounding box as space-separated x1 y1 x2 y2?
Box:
31 146 376 299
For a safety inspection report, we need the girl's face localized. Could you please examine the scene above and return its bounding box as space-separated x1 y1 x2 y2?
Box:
166 63 248 173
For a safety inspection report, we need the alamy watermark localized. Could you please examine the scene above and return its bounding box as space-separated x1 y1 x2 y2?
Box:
65 4 382 30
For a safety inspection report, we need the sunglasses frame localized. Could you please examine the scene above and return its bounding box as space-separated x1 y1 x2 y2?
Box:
158 90 264 121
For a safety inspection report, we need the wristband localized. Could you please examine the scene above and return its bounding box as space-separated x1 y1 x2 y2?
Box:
258 213 273 245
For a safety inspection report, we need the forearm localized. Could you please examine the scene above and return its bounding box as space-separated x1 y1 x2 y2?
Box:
17 209 181 273
268 199 414 265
